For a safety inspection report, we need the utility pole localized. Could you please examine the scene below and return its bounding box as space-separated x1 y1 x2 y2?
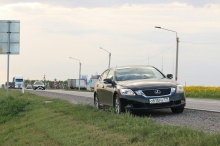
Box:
69 57 81 91
155 26 179 81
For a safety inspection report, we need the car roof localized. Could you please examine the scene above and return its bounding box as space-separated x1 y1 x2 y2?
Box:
109 65 154 71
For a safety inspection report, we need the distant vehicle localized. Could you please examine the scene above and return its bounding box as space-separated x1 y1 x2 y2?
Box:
5 82 15 89
94 65 186 114
33 81 45 90
89 75 100 91
26 84 32 89
13 75 24 89
67 79 86 89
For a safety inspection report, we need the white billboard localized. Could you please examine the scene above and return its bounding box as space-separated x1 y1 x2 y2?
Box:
0 20 20 54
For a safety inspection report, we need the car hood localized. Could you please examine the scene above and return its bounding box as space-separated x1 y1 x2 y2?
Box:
116 78 178 90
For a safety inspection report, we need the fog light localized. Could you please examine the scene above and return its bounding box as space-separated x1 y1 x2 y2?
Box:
171 87 176 93
125 104 133 109
181 100 185 104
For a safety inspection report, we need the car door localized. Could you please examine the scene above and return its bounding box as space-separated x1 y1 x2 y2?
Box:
96 69 109 105
102 69 115 106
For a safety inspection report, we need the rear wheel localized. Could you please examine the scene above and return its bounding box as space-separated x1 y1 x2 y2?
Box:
114 94 125 114
171 106 184 113
94 93 100 109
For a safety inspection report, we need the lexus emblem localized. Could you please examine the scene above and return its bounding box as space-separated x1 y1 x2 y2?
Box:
154 89 161 95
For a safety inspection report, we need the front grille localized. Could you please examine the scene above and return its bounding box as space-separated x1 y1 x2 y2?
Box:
142 88 171 96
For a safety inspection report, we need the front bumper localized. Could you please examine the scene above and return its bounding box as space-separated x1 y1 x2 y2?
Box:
33 86 45 90
119 93 185 110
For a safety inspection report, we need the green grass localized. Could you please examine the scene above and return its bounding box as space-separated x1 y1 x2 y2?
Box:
64 88 93 92
184 86 220 100
0 89 220 146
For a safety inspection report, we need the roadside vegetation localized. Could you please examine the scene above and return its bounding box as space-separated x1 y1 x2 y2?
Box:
0 88 220 145
184 86 220 100
64 88 93 92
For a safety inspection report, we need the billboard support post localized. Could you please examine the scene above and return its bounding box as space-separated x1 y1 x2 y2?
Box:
6 21 11 97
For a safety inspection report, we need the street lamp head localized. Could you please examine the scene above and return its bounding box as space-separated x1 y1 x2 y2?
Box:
155 26 161 29
69 57 80 63
100 47 110 54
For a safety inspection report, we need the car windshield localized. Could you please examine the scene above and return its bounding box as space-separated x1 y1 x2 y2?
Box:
115 67 164 81
34 82 44 85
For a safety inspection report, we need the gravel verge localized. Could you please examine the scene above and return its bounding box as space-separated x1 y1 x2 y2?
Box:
26 90 220 134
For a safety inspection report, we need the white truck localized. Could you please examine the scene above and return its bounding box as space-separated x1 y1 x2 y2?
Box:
89 78 98 91
13 75 24 89
67 79 86 89
89 75 100 91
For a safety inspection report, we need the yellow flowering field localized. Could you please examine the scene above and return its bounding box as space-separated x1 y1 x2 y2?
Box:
184 86 220 99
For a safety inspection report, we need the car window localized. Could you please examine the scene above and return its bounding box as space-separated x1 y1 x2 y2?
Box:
115 67 164 81
99 72 104 81
101 69 109 81
149 68 165 79
106 69 114 80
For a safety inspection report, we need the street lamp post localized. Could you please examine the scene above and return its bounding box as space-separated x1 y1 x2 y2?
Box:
155 26 179 81
69 57 81 91
100 47 111 69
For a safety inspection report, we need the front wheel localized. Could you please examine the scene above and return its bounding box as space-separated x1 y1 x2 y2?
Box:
114 94 125 114
94 93 100 109
171 106 184 113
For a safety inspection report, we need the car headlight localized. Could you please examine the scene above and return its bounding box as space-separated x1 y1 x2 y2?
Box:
120 89 135 96
176 85 184 93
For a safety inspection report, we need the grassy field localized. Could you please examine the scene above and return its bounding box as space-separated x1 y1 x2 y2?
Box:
0 89 220 145
184 86 220 100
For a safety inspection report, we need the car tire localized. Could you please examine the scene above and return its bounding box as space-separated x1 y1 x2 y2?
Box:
114 94 125 114
94 93 100 109
171 106 184 113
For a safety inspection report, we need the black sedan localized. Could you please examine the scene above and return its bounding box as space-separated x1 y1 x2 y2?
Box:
94 65 186 114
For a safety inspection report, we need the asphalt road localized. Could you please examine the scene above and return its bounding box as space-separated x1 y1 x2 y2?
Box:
39 89 220 112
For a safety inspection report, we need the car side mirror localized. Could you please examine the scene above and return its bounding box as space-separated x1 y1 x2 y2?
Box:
167 74 173 79
103 78 112 84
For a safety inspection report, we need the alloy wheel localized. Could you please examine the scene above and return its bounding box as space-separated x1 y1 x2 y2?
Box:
115 97 121 114
94 94 99 109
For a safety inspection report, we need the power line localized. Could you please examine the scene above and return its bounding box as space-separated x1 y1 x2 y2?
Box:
149 45 175 59
83 56 109 67
180 41 220 44
112 45 175 65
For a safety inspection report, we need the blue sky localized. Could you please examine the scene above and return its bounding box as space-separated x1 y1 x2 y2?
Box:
0 0 220 86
